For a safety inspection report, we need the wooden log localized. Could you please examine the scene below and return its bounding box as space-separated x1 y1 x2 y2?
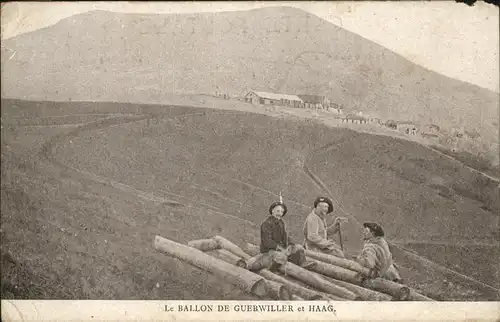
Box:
209 249 247 268
265 279 292 301
408 288 434 301
362 278 412 301
362 279 433 301
259 269 327 300
204 247 290 301
245 242 359 300
306 251 433 301
305 250 371 275
322 276 392 301
154 236 267 297
247 243 364 285
245 242 422 301
291 294 304 301
306 249 430 301
187 238 220 251
278 261 360 300
246 244 431 301
308 259 364 285
280 274 350 301
304 246 430 301
214 235 252 260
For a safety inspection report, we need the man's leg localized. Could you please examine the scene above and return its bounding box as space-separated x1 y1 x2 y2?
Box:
384 263 403 283
287 244 316 269
246 252 273 271
322 244 345 258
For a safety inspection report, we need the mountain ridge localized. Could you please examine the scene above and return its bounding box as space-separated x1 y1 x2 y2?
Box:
1 7 498 152
75 7 498 95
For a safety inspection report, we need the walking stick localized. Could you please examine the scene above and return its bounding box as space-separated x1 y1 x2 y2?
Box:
338 222 344 252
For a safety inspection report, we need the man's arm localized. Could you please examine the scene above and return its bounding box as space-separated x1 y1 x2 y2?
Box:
327 221 340 235
356 245 377 269
327 217 347 236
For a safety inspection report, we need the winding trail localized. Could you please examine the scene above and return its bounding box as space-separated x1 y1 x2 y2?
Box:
278 108 500 183
37 110 262 228
353 126 500 183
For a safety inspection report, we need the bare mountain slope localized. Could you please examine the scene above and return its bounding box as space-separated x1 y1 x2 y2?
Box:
1 99 499 300
1 7 498 142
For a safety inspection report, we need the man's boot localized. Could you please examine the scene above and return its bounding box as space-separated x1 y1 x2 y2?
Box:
288 246 317 269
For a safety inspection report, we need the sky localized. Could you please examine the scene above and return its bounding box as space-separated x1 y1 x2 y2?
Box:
1 1 498 93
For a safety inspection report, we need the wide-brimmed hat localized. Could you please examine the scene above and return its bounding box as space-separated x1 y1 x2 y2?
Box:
363 222 385 237
269 201 288 216
313 196 334 213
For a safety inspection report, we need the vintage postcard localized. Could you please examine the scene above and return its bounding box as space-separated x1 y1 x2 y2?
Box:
1 1 499 321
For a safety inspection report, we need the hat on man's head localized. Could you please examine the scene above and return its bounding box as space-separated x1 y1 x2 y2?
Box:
269 201 288 216
313 197 334 214
363 222 385 237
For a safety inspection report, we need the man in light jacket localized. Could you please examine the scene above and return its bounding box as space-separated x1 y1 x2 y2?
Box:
302 197 346 258
355 222 402 282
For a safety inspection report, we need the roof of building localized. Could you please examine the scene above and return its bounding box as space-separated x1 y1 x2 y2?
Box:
344 114 367 120
247 91 303 102
297 94 325 104
396 120 417 125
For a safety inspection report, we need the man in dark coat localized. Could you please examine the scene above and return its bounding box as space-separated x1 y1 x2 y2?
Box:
247 201 316 271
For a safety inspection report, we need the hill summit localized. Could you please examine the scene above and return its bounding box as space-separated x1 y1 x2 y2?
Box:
1 7 498 152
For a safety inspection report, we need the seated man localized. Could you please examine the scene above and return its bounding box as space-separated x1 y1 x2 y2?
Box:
302 197 346 258
247 201 316 271
355 222 402 282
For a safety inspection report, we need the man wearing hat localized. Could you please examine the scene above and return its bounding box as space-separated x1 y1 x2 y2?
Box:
246 201 316 271
355 222 402 282
302 196 346 257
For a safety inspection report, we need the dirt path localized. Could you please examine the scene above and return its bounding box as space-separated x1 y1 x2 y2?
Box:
345 126 500 183
36 111 263 229
275 107 500 184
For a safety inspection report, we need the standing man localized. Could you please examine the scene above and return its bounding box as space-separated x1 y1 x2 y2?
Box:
302 197 346 258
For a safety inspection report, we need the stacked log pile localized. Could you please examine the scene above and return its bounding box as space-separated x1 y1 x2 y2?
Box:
154 235 434 301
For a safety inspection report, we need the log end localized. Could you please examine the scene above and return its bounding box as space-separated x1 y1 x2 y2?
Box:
394 286 411 301
236 259 247 269
279 286 292 301
153 235 162 250
264 280 292 301
251 279 268 298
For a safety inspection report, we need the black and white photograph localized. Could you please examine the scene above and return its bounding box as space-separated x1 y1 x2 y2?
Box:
1 1 499 319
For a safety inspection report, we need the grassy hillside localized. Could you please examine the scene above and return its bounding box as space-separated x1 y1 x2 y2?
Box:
1 99 499 300
1 7 498 161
